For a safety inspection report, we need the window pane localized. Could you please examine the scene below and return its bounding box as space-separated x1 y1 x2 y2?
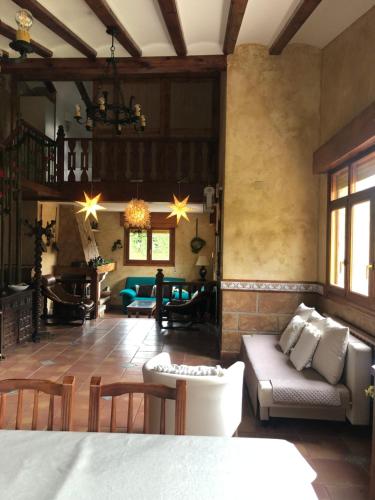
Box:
330 208 346 288
331 168 349 200
152 230 170 261
352 156 375 193
129 230 147 260
350 201 370 296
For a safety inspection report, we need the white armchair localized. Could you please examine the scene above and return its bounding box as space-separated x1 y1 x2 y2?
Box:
142 352 245 436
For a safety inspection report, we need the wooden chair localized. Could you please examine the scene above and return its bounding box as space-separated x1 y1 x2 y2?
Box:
0 376 75 431
88 377 186 435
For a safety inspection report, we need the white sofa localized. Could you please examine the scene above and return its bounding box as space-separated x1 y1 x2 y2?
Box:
241 332 372 425
143 352 245 436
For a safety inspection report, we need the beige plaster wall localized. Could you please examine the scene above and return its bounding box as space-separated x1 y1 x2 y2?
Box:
320 6 375 144
317 6 375 284
95 212 215 305
223 44 321 281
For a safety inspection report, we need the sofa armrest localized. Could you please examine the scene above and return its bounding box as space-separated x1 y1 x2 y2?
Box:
119 288 136 298
344 337 372 425
119 288 137 308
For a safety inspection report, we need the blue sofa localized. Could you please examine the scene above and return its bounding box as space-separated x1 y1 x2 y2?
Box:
119 276 187 312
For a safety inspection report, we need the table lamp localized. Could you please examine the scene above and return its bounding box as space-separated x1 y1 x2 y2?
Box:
196 255 209 281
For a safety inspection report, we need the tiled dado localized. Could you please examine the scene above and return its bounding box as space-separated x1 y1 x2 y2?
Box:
221 281 321 355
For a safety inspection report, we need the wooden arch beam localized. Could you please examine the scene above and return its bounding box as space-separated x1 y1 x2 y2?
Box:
13 0 97 59
269 0 322 55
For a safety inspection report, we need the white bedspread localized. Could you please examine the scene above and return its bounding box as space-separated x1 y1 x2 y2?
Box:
0 430 317 500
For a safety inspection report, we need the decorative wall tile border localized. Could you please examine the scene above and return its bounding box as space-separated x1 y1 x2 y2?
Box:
221 281 324 295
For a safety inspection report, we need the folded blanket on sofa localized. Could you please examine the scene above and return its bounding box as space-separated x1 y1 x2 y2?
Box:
271 379 342 407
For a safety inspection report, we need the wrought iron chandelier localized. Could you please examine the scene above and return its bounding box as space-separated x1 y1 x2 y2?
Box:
74 27 146 135
0 9 34 62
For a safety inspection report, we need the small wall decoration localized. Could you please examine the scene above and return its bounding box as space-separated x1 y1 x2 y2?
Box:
190 218 206 254
111 239 123 252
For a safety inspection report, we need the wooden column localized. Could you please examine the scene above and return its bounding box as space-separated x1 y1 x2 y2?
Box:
155 268 164 326
32 220 43 341
56 125 65 184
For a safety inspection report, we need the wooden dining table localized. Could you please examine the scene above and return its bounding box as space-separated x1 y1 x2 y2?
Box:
0 430 317 499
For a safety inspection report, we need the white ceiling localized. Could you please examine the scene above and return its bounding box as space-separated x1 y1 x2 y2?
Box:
1 0 374 58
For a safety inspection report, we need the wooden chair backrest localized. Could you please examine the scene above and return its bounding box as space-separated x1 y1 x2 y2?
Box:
88 377 186 435
0 376 75 431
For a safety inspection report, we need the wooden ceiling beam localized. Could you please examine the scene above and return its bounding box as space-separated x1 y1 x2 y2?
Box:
13 0 97 59
75 81 92 108
223 0 248 55
0 55 226 79
157 0 187 56
269 0 321 55
84 0 141 57
0 19 52 58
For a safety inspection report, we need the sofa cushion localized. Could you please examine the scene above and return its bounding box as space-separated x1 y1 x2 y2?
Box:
290 323 321 371
294 303 316 321
279 315 306 354
312 318 349 384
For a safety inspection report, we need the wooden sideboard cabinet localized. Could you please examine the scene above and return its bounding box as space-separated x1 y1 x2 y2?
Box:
0 290 34 359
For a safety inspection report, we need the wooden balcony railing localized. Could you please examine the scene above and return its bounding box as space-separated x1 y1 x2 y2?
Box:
3 119 57 185
56 126 218 185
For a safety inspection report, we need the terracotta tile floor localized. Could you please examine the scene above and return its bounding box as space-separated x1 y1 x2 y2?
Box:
0 314 371 499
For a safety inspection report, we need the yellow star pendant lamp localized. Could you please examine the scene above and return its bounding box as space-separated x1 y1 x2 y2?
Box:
76 192 105 221
167 194 190 224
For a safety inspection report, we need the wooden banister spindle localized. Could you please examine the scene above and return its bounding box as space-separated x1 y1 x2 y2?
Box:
67 139 77 182
110 397 117 432
56 125 65 184
127 393 133 433
47 395 54 430
80 139 89 182
15 389 24 430
32 390 39 430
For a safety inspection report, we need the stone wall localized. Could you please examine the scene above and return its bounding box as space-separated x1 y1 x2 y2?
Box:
221 285 319 355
